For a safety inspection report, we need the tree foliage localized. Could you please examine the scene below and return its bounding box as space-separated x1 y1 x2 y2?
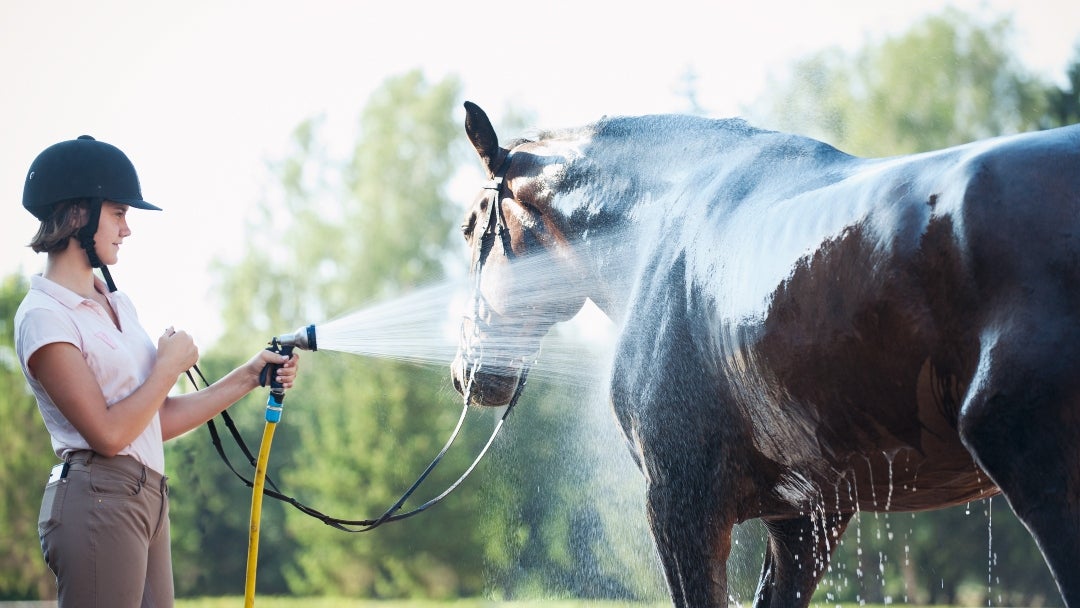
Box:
274 71 485 599
477 342 665 601
1041 45 1080 128
166 70 667 601
167 70 497 599
753 8 1051 156
0 273 57 600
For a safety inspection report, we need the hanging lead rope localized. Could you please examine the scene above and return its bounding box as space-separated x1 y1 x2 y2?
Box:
189 150 527 533
186 355 528 533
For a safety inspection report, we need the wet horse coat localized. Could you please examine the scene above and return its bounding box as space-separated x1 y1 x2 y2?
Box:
452 101 1080 607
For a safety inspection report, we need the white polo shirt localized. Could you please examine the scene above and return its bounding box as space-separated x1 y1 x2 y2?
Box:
14 274 165 474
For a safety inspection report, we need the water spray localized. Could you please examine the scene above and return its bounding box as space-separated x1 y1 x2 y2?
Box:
237 317 529 605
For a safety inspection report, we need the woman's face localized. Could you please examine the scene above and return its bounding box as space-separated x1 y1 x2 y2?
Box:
93 201 132 265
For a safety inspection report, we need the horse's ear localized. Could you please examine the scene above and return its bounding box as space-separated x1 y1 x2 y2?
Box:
464 101 502 177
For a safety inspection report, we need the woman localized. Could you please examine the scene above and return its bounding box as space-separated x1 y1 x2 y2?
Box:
14 135 300 607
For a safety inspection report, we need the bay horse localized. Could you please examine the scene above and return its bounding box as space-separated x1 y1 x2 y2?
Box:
450 101 1080 607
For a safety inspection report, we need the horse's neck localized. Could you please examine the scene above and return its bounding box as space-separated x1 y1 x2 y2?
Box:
546 163 679 319
556 115 765 217
547 115 838 319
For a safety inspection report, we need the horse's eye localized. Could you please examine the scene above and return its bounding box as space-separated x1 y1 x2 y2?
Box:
461 214 476 240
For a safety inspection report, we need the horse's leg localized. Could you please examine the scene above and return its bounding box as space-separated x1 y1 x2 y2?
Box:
645 474 733 607
614 253 740 607
753 512 852 608
632 400 738 607
958 325 1080 606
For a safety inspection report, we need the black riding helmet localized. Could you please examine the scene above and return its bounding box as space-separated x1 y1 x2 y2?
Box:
22 135 161 292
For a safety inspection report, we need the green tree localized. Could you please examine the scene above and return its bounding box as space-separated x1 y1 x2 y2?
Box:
444 108 665 601
749 8 1071 606
168 73 678 603
0 273 57 600
168 70 492 599
754 8 1049 156
478 341 667 601
277 70 482 599
1040 46 1080 128
166 349 293 597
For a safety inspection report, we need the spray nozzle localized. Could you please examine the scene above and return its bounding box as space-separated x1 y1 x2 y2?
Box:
262 324 315 422
272 324 318 352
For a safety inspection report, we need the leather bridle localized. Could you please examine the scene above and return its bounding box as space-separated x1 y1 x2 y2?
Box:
459 151 532 406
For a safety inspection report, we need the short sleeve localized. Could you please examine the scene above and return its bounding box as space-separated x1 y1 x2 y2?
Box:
15 306 81 381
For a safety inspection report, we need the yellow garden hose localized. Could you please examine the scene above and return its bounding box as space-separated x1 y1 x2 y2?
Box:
244 341 292 607
244 418 277 607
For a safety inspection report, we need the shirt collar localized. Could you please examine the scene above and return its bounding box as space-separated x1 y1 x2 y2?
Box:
31 273 112 311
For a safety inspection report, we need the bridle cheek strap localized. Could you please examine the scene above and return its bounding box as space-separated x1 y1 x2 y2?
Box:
475 152 517 276
468 151 516 356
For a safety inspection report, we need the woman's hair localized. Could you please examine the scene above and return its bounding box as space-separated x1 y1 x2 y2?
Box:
28 199 89 253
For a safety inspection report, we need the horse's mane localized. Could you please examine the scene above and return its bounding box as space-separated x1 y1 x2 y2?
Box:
506 114 848 219
591 113 766 140
517 114 767 147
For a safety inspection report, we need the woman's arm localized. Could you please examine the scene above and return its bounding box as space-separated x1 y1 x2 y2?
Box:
159 350 298 441
29 329 199 456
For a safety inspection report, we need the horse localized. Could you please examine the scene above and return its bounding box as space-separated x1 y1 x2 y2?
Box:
450 100 1080 607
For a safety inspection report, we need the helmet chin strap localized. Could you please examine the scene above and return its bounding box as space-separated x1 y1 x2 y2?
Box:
76 198 117 293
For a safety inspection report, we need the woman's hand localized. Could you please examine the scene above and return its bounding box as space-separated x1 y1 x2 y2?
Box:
246 349 301 390
156 327 199 377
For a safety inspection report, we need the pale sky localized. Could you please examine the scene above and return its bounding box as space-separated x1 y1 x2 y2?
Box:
3 0 1078 347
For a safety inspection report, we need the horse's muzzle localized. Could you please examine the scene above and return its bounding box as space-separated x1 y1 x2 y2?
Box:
451 353 525 407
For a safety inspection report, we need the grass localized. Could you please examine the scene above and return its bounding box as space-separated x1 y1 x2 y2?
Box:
176 600 670 608
174 599 908 608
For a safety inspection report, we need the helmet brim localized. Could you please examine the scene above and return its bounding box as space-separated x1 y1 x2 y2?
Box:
110 198 163 212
